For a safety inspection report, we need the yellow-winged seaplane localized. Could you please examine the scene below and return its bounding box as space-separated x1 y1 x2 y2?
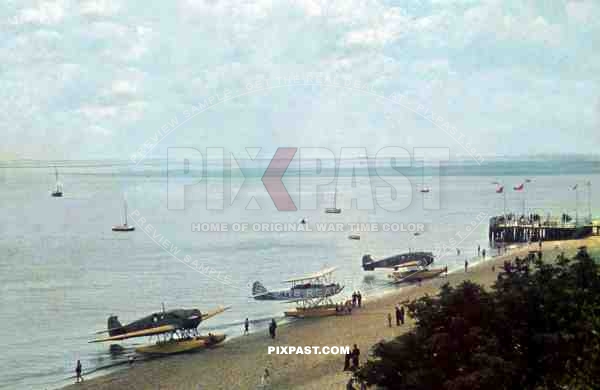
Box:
89 305 230 355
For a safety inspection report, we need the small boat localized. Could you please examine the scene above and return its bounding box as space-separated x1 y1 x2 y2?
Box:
419 187 430 193
51 167 63 197
112 197 135 232
135 334 226 355
348 234 360 240
324 191 341 214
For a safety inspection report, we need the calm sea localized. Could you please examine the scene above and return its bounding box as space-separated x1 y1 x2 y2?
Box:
0 158 598 389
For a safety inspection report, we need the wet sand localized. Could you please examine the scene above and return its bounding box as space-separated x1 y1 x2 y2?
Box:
62 237 599 390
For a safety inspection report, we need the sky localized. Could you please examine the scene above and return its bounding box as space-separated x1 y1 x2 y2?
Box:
1 0 599 162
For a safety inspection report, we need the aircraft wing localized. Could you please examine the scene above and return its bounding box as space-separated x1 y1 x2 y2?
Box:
282 266 338 283
200 305 230 322
89 324 177 343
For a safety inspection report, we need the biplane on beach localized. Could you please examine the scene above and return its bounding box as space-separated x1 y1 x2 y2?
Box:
90 305 230 355
252 267 345 318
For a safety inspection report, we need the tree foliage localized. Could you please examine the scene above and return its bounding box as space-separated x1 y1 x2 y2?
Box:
356 248 600 389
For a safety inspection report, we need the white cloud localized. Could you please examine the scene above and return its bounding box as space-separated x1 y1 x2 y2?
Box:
79 0 121 17
12 0 67 25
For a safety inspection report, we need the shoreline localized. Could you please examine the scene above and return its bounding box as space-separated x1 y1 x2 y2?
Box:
61 236 599 390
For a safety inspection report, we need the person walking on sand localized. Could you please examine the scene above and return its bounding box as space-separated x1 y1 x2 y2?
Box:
478 244 481 257
400 306 405 325
269 319 277 339
343 351 351 371
351 344 360 370
244 317 249 335
260 368 270 386
75 359 83 383
395 305 401 326
387 312 392 328
456 248 460 256
357 291 362 308
464 259 469 273
482 248 486 259
352 292 357 307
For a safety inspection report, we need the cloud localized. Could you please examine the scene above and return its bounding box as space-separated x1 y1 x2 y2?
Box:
2 0 599 160
12 0 67 26
79 0 121 17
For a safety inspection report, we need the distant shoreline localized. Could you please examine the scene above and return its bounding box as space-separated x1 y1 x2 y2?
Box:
60 236 600 389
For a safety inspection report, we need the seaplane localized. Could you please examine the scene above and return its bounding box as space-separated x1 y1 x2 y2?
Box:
90 305 230 355
252 267 345 318
363 251 446 283
362 252 435 271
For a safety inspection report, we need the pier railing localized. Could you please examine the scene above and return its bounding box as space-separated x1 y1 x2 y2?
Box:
489 215 595 243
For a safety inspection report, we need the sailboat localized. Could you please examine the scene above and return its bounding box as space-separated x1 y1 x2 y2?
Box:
51 167 63 197
324 191 341 214
112 197 135 232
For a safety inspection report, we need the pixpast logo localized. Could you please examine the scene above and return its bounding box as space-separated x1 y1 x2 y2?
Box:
166 146 449 212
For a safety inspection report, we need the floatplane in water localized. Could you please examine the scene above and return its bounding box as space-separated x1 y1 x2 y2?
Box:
252 267 345 318
90 305 230 355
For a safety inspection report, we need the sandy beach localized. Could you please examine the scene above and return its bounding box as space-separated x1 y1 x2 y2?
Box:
62 236 600 390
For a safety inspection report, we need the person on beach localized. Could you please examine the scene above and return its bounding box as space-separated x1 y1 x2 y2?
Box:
478 244 481 257
269 319 277 339
346 378 355 390
464 259 469 273
357 291 362 308
492 265 495 272
343 351 351 371
395 305 401 326
387 312 392 328
482 248 486 259
351 344 360 370
456 248 461 256
244 318 249 335
400 306 405 325
260 368 270 386
75 359 83 383
352 292 357 307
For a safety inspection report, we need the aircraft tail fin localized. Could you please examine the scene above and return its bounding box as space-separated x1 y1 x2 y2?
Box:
107 315 124 336
362 254 375 271
252 281 268 296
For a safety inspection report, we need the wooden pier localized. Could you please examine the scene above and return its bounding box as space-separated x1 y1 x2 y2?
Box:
489 215 597 244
